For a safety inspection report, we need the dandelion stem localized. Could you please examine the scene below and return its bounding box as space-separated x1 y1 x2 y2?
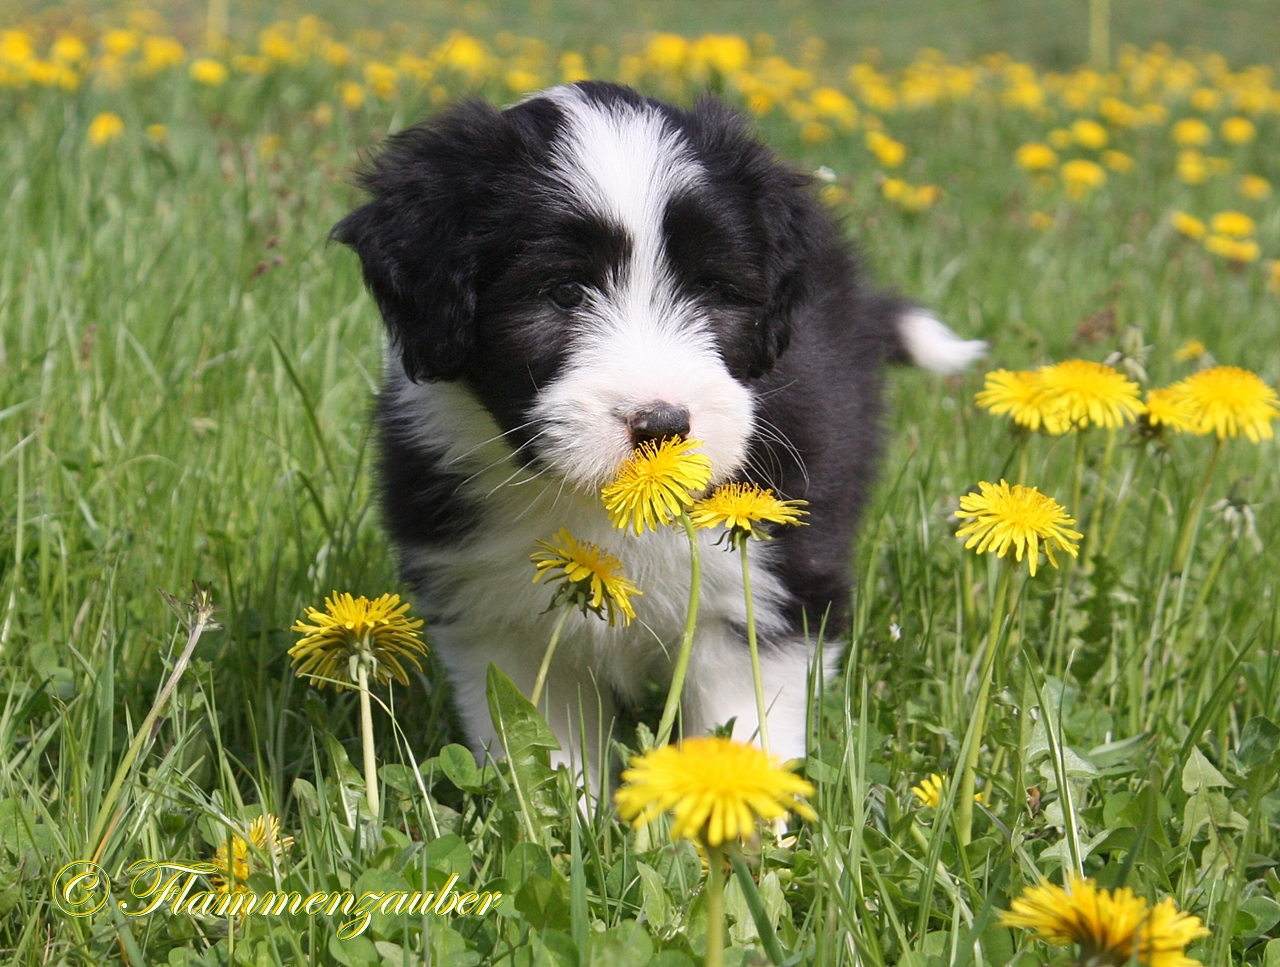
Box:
705 842 726 967
1163 440 1222 682
357 654 380 817
1101 442 1147 558
741 540 770 756
957 563 1012 847
656 511 703 748
1068 430 1087 540
531 607 573 708
1082 427 1117 566
1050 431 1088 673
1171 437 1220 575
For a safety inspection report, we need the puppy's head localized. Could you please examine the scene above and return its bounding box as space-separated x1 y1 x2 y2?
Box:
334 81 832 490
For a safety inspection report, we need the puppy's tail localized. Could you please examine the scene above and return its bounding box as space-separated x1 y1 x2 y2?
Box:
887 308 987 375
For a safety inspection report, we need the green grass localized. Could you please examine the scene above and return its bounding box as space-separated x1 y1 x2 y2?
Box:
3 5 1280 966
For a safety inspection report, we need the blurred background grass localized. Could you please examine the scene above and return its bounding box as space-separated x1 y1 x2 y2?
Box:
4 0 1280 67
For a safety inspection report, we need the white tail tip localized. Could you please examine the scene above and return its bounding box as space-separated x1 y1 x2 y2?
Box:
898 311 987 375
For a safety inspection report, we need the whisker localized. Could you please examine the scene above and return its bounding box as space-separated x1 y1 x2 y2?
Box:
751 379 799 403
743 453 781 492
443 419 542 466
484 462 543 499
513 477 559 522
753 417 811 492
453 429 549 492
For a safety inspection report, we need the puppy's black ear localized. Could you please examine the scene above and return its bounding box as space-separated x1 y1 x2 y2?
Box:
332 101 503 382
688 98 834 378
749 164 832 377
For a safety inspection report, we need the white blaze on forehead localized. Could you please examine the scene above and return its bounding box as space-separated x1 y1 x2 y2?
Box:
542 86 702 271
525 87 754 492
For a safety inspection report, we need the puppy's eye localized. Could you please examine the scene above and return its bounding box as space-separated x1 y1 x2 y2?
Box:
548 283 585 310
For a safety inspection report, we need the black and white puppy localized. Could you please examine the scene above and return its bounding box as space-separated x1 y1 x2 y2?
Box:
334 81 984 769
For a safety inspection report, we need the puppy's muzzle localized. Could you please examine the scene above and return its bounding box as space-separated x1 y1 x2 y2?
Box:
627 402 691 448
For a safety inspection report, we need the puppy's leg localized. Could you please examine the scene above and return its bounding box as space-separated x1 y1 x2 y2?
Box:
436 636 616 782
680 623 820 763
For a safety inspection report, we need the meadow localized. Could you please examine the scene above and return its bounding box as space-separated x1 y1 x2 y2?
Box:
1 5 1280 966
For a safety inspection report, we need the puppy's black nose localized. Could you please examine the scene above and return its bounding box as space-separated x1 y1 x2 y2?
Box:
628 403 691 447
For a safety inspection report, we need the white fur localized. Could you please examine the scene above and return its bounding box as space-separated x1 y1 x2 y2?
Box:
530 87 755 491
897 311 987 374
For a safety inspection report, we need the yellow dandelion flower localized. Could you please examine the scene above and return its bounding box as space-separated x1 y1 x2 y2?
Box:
615 736 816 846
644 33 688 73
689 34 751 76
87 112 124 146
1210 210 1255 238
1176 149 1209 185
1015 142 1058 171
1061 158 1107 197
145 124 167 144
810 86 858 126
690 482 807 547
141 36 185 73
882 177 908 201
1143 387 1200 434
1173 339 1206 362
800 120 832 144
0 30 34 66
955 480 1081 577
1171 211 1206 240
907 184 942 211
1172 117 1212 147
1071 117 1108 149
1102 150 1136 173
364 61 399 99
102 28 139 58
1035 359 1145 431
189 58 228 86
531 528 641 627
911 773 983 808
975 369 1062 433
340 81 365 110
1170 366 1279 442
1220 116 1255 144
1203 235 1259 263
1029 211 1055 231
1190 87 1220 112
601 437 712 535
1239 175 1271 200
51 34 87 64
289 592 427 690
866 130 906 167
211 814 295 895
1047 127 1074 150
1001 875 1209 967
911 774 944 808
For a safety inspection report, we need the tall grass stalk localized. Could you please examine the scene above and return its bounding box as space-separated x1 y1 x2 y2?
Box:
87 587 217 861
